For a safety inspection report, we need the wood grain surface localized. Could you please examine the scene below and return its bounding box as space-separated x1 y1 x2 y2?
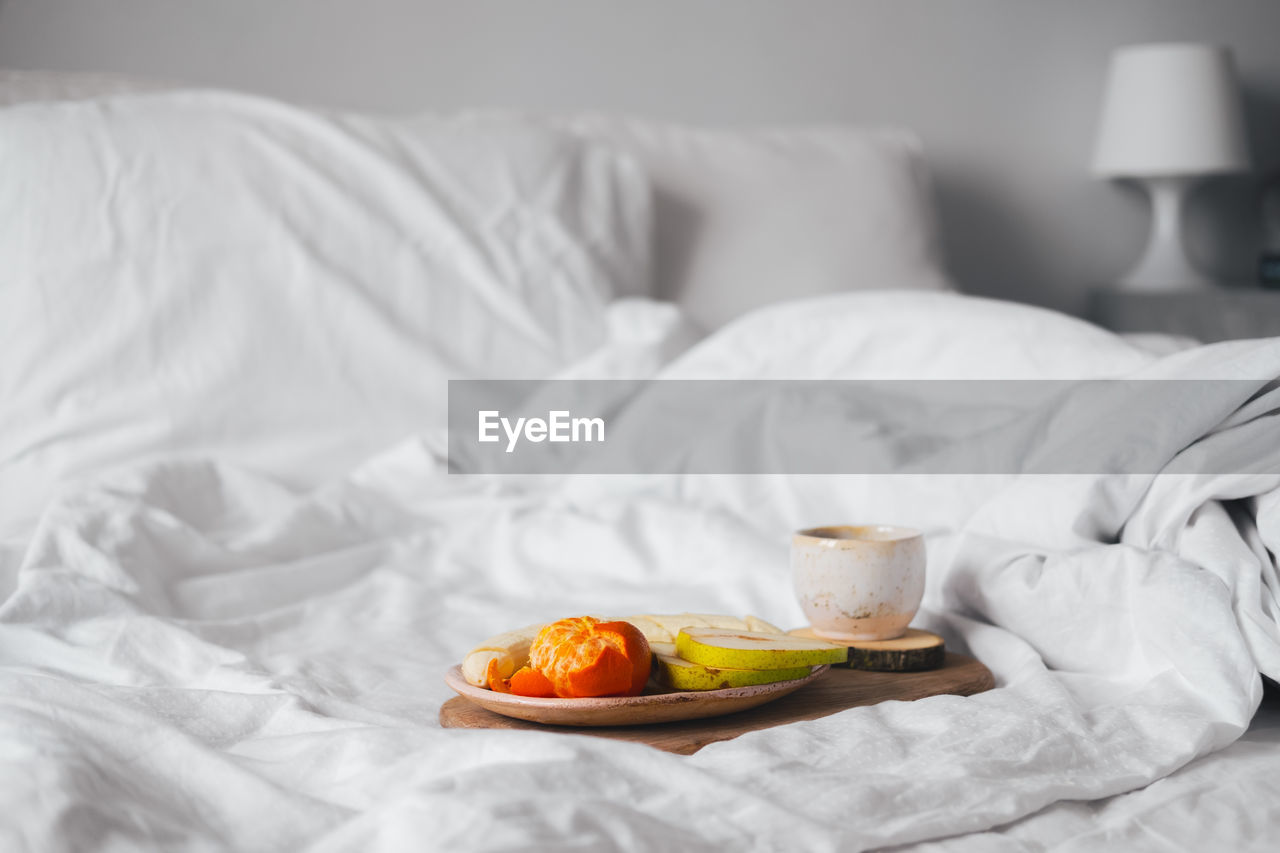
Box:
789 626 947 672
439 652 994 754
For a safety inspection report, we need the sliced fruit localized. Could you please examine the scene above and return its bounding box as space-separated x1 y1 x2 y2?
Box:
623 613 784 644
651 651 810 691
649 640 678 658
676 628 847 670
462 613 784 687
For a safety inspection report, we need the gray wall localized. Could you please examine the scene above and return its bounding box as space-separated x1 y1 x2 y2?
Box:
3 0 1279 316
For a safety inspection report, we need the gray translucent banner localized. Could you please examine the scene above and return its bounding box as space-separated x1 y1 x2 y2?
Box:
447 379 1280 475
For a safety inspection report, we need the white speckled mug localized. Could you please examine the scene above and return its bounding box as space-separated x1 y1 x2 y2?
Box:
792 525 926 642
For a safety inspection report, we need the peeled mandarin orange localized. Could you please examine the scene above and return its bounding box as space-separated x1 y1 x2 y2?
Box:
527 616 652 698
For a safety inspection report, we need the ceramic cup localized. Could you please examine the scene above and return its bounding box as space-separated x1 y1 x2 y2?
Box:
791 525 926 642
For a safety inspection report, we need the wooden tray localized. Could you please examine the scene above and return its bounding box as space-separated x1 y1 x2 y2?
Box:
439 652 994 754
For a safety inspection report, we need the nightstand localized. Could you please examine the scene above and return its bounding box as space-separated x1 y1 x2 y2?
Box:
1089 289 1280 342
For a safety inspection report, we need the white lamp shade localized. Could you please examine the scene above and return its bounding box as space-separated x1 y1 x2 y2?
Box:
1092 43 1251 177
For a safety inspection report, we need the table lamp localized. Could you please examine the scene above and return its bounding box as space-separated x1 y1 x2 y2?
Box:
1092 43 1252 291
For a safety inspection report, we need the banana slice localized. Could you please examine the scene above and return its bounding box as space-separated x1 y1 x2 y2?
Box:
621 613 783 643
609 615 670 644
460 613 784 687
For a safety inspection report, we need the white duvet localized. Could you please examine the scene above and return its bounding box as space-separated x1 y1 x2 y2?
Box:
4 292 1280 851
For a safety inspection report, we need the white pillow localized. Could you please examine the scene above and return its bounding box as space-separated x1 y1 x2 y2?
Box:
666 291 1154 380
0 90 651 530
557 115 952 329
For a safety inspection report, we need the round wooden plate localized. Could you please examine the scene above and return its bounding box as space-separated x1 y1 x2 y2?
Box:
442 664 830 727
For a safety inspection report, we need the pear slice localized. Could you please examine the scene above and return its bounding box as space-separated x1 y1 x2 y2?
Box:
649 641 678 658
652 651 811 691
676 628 848 670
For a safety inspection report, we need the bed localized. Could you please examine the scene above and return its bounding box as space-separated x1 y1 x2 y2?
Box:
3 78 1280 852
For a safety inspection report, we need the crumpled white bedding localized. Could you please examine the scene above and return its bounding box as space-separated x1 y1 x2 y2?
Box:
0 90 652 534
3 292 1280 851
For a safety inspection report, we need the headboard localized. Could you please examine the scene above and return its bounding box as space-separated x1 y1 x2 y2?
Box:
2 0 1278 315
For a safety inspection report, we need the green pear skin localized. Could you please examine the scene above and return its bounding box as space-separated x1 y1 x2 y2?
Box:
652 652 812 690
676 628 848 670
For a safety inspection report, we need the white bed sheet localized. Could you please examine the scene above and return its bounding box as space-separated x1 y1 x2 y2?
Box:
0 91 651 536
3 293 1280 851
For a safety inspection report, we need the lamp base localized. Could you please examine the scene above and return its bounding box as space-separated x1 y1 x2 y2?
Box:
1118 177 1217 292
